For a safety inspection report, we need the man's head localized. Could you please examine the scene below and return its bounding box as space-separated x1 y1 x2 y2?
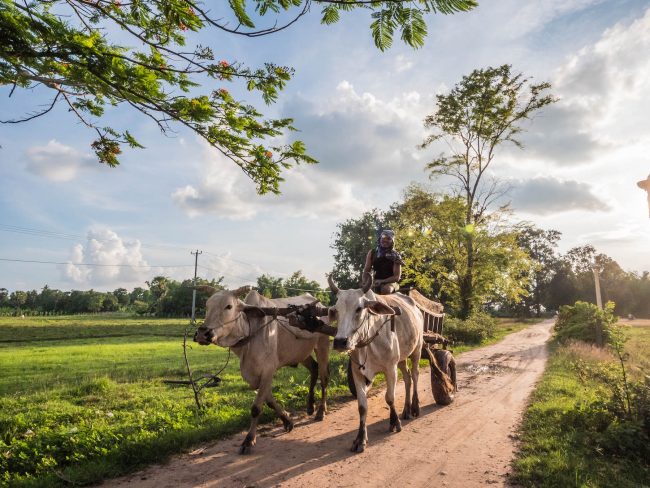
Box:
379 230 395 249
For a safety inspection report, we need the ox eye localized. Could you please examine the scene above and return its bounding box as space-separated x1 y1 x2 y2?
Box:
356 306 362 313
225 304 232 310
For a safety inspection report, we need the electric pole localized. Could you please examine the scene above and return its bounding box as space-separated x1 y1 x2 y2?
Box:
191 250 202 324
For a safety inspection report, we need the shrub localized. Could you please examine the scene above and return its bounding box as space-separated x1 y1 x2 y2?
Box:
444 310 496 344
554 301 617 346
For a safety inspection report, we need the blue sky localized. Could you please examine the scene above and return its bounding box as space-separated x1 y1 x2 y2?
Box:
1 0 650 292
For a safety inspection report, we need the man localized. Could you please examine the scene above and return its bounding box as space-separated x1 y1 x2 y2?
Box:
362 229 404 294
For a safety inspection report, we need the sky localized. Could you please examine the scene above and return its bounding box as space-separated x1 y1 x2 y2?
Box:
1 0 650 293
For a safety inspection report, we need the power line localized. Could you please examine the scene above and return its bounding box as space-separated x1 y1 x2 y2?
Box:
0 224 194 252
0 258 193 268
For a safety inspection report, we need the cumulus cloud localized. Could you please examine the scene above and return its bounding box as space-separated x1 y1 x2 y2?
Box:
518 7 650 165
171 139 367 220
25 140 95 181
508 176 609 214
280 81 435 185
62 228 153 286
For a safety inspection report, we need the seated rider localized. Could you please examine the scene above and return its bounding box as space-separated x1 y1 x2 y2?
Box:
362 229 404 294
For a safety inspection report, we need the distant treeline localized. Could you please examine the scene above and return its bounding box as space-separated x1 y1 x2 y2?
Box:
0 271 330 317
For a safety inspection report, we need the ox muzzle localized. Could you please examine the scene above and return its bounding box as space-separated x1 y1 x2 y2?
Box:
193 326 214 345
333 337 350 351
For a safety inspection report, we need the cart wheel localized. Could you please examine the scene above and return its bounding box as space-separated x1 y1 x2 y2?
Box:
346 358 357 398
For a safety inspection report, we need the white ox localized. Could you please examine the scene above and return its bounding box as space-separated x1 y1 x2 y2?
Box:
193 286 330 454
328 276 424 452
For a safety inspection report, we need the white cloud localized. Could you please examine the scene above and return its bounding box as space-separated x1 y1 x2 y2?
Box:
171 139 367 220
508 176 609 214
62 228 153 287
25 140 95 181
394 54 414 73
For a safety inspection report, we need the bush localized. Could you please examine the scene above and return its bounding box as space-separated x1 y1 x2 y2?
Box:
554 301 617 346
444 310 496 344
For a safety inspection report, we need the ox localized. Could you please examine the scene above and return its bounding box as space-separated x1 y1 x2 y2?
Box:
328 276 424 452
193 286 330 454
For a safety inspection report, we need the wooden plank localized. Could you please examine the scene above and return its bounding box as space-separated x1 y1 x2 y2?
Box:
407 289 444 316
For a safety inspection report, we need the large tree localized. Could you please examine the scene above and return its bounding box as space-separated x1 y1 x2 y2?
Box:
0 0 476 193
420 64 556 317
393 185 530 316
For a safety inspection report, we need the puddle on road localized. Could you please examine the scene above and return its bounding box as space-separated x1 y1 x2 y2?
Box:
464 363 512 375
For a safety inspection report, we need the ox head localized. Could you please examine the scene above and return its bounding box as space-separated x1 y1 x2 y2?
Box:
193 285 264 347
327 275 396 352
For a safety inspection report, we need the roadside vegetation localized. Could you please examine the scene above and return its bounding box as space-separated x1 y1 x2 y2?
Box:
512 302 650 487
1 312 531 487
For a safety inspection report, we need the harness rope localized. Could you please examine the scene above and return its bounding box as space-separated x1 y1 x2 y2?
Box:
348 314 394 372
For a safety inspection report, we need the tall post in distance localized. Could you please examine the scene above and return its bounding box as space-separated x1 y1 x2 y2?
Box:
593 264 603 347
191 250 202 324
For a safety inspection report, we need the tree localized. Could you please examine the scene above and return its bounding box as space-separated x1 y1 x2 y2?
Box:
516 225 561 316
330 209 394 289
257 274 288 299
113 287 130 307
284 270 330 305
9 290 27 311
393 185 530 316
420 64 556 317
1 0 476 193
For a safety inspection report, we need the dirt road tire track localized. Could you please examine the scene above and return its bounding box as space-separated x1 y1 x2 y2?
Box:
101 319 554 488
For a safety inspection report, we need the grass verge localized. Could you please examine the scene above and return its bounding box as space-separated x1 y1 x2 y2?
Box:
511 324 650 488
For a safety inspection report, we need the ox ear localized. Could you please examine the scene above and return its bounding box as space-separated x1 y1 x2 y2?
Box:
241 304 265 318
364 300 396 316
328 307 338 324
194 285 218 296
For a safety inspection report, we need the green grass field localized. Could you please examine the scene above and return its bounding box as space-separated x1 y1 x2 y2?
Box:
0 314 533 487
511 322 650 487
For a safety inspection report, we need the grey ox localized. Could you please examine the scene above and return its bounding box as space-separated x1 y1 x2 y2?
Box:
328 275 424 452
193 286 330 454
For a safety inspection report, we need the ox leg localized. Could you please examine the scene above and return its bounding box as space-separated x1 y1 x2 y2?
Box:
240 375 272 454
398 360 412 420
385 365 402 433
315 336 330 421
266 396 293 432
410 347 422 418
449 354 458 392
301 355 318 416
350 366 369 453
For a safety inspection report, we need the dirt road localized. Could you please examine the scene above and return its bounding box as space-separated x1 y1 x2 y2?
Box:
102 319 553 488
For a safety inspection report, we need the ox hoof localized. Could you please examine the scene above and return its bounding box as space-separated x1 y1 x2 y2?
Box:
315 406 326 422
389 421 402 433
239 435 256 454
401 410 411 420
351 439 366 453
281 417 294 432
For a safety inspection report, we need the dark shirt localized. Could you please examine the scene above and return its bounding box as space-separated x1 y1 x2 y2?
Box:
372 254 396 280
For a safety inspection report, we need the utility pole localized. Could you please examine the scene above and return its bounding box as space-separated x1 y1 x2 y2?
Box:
593 264 603 347
191 250 202 324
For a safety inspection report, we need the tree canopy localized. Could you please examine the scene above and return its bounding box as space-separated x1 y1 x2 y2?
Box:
0 0 477 194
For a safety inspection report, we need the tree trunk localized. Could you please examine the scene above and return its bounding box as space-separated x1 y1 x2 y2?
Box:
459 236 474 319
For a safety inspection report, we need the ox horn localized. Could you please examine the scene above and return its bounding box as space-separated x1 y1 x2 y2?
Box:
194 285 218 296
233 285 253 297
361 271 373 293
327 274 339 295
